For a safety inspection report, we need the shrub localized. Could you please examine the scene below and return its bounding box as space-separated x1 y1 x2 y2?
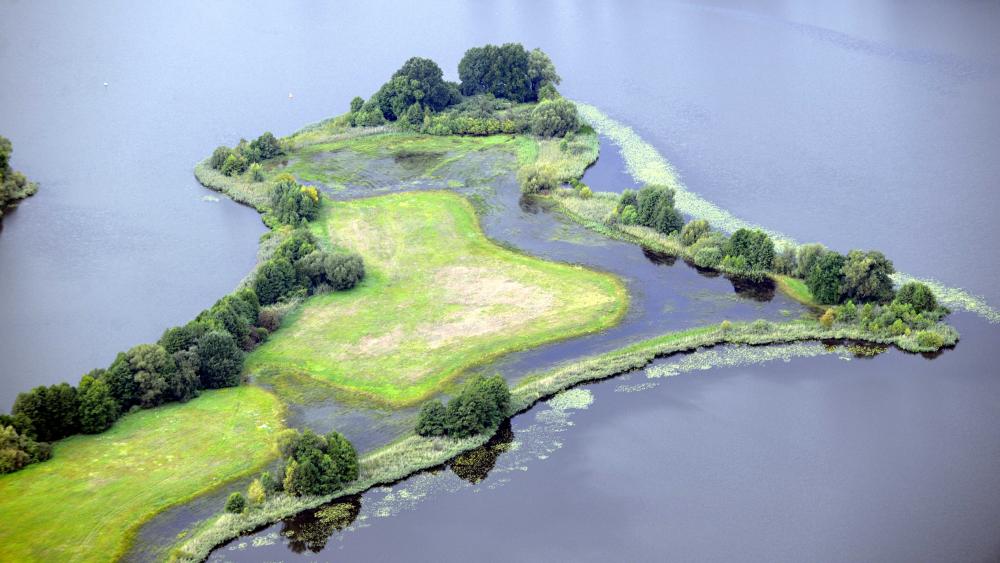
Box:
538 83 559 101
720 320 732 333
619 205 638 225
530 99 579 138
772 244 798 275
209 146 233 170
12 383 79 443
889 319 907 336
225 492 246 514
795 243 827 279
249 132 283 161
578 185 593 199
247 478 266 506
415 400 447 437
835 300 858 322
820 308 835 328
249 162 264 182
915 330 944 349
279 429 358 496
680 219 710 246
617 189 638 214
895 281 937 313
842 250 895 303
749 319 772 334
517 163 558 194
220 153 248 177
270 176 320 225
806 252 846 305
260 470 280 493
693 246 723 269
0 425 52 475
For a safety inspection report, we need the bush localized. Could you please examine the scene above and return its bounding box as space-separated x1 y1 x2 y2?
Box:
517 163 558 194
220 153 248 177
326 253 365 291
279 429 358 497
693 246 723 269
578 185 592 199
270 175 320 225
249 162 264 182
720 320 732 333
0 425 52 474
820 308 836 328
209 146 233 170
225 492 246 514
415 400 447 437
680 219 710 246
619 205 638 226
530 99 579 138
248 132 283 161
247 478 266 506
895 281 937 313
915 330 944 349
748 319 772 334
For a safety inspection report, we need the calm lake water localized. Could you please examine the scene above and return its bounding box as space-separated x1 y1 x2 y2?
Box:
2 0 999 561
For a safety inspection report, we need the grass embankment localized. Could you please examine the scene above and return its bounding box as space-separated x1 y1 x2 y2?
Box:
0 387 284 563
246 190 627 406
173 315 954 561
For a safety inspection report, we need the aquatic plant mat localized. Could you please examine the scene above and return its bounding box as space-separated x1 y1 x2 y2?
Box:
173 317 950 561
574 102 1000 323
0 387 284 562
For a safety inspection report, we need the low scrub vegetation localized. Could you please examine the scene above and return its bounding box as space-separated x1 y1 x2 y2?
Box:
0 134 38 219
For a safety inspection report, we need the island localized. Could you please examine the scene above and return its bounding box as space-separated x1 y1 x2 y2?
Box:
0 43 960 563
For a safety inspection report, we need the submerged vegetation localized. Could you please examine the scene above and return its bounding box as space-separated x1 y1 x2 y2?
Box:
0 134 38 220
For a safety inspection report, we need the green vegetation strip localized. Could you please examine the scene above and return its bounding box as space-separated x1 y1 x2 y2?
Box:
173 317 950 561
0 387 284 563
574 101 1000 323
246 190 627 406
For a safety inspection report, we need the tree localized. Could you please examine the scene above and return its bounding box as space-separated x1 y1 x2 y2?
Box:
260 470 280 493
127 343 177 408
635 185 673 227
249 132 282 161
372 57 456 120
325 430 359 484
895 281 937 313
617 189 638 214
209 146 233 169
680 219 710 246
842 250 895 303
529 99 578 137
772 244 798 275
725 229 775 272
349 96 364 114
104 352 139 409
527 48 561 98
459 43 533 102
11 383 79 443
196 331 244 389
443 375 510 438
254 257 297 305
77 373 119 434
795 243 826 279
270 175 320 225
806 252 846 305
651 200 684 235
225 492 246 514
1 425 52 474
170 349 201 402
159 322 206 354
415 400 447 437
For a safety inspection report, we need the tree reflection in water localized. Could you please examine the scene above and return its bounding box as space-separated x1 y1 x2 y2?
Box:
449 420 515 484
280 495 362 554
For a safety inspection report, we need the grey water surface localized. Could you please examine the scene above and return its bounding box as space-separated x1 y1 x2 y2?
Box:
1 1 998 562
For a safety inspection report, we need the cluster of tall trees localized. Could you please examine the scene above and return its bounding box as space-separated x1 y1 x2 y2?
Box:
348 43 576 138
615 185 685 236
209 131 284 178
0 134 38 219
225 427 359 515
269 173 320 226
1 230 364 475
415 375 511 439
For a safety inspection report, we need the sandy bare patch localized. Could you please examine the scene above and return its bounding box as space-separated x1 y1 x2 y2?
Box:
422 265 557 348
355 325 405 357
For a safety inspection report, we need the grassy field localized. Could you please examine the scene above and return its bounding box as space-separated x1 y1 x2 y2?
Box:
246 191 627 406
0 386 284 563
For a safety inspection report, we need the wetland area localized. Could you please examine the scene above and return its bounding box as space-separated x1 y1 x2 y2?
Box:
2 2 999 562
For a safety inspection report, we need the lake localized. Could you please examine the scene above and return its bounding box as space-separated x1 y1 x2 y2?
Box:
1 0 998 561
